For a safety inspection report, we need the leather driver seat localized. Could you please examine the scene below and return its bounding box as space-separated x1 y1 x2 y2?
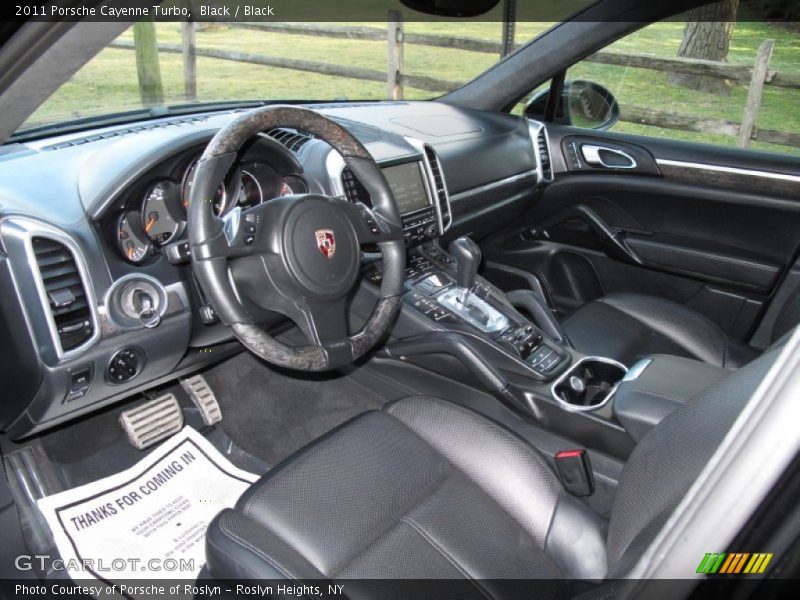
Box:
205 348 776 593
560 292 798 369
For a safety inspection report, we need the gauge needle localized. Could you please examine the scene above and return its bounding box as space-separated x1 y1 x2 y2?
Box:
145 215 158 232
127 246 134 260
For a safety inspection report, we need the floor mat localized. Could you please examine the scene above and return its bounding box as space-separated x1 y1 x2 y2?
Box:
203 351 386 465
37 427 258 587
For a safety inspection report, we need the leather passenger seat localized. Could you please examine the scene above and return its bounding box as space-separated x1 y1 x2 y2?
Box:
561 291 799 369
205 348 777 591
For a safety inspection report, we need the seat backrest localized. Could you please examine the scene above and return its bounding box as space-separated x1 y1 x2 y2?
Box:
605 346 779 576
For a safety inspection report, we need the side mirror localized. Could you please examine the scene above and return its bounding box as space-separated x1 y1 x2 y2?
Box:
525 81 620 130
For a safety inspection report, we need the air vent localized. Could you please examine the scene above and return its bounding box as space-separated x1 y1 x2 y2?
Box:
424 146 450 226
341 166 372 208
265 128 313 153
32 237 94 352
537 129 553 181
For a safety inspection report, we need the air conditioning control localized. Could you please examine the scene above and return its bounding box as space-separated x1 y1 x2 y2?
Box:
107 347 144 384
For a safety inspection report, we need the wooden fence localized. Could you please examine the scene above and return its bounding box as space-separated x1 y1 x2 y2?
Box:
114 16 800 149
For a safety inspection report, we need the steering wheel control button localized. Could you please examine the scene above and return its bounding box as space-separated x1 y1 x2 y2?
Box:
107 347 144 384
165 240 191 264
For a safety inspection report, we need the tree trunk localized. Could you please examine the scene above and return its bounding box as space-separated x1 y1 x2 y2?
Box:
668 0 739 95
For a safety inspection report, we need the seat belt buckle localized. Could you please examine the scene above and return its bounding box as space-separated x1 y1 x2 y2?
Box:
555 449 595 497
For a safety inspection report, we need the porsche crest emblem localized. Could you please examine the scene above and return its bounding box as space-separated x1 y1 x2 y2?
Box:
315 229 336 259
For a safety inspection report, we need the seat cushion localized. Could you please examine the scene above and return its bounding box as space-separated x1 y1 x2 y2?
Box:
562 293 759 369
206 397 608 590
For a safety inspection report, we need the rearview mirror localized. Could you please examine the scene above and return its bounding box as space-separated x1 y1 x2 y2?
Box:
525 81 620 130
399 0 501 17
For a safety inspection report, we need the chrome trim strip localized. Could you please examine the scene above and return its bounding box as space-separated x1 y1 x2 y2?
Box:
656 159 800 183
449 170 538 202
550 356 628 413
0 217 101 361
324 150 346 198
403 137 452 234
623 358 652 382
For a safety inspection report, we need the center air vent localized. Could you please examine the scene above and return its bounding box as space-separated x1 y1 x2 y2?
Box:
341 167 372 208
537 129 553 181
423 146 450 229
265 128 313 153
32 237 94 352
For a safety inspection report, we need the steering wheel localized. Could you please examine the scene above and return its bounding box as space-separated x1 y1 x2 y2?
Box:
187 106 406 371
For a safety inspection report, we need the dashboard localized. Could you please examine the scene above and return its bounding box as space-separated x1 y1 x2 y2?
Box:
0 101 553 438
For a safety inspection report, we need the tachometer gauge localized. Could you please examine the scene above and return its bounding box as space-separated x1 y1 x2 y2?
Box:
281 175 307 197
117 212 152 264
182 159 229 215
279 180 295 196
142 181 182 246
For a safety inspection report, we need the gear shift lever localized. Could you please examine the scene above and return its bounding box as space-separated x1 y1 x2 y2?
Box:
449 236 481 304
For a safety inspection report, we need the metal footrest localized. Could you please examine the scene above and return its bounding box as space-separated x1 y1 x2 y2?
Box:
119 393 184 450
180 374 222 426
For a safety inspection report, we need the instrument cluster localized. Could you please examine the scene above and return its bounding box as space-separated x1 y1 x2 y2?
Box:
114 157 306 264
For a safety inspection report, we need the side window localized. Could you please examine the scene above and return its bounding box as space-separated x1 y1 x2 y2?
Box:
524 17 800 157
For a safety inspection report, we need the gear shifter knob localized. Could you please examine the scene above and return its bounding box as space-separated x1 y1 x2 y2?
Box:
449 236 481 301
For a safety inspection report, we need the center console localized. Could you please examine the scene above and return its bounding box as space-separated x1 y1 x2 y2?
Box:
350 142 694 462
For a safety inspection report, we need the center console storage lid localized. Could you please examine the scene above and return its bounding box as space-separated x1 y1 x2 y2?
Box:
613 354 729 443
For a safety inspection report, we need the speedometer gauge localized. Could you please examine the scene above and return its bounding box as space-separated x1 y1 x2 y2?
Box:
236 170 263 208
117 212 152 264
142 181 182 246
182 159 228 215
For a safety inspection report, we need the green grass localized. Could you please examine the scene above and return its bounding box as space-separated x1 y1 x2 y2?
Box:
22 18 800 156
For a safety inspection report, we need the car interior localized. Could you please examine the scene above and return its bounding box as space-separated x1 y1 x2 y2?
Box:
1 0 799 597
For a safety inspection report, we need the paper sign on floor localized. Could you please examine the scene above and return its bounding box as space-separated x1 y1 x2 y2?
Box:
38 426 259 586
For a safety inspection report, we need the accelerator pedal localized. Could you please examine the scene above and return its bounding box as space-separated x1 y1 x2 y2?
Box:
119 393 184 450
180 374 222 426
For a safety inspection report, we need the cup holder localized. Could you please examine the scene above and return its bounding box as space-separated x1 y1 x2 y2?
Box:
552 357 627 411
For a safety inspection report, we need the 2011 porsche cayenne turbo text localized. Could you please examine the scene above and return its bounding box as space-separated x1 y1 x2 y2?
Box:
14 5 189 17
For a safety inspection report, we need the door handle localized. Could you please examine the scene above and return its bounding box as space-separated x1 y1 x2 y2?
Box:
581 145 637 169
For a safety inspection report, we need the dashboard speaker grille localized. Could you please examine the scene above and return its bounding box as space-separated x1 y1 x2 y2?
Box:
424 146 450 224
537 129 553 181
341 166 372 208
32 237 94 351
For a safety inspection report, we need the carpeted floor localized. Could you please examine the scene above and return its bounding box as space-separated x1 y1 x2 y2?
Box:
202 351 388 466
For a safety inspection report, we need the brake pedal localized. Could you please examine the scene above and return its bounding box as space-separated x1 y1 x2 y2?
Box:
119 394 184 450
180 374 222 426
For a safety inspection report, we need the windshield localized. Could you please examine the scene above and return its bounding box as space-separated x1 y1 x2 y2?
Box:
18 19 555 135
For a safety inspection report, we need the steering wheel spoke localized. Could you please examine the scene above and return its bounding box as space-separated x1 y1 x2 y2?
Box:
287 296 350 348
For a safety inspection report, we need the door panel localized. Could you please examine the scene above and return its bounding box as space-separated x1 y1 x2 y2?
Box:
482 125 800 341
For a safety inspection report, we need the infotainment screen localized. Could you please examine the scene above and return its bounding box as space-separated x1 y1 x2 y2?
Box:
381 162 430 215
